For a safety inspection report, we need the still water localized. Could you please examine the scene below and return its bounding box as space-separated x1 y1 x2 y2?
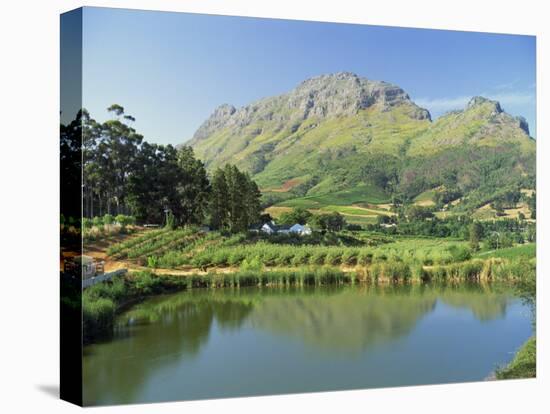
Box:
83 284 532 405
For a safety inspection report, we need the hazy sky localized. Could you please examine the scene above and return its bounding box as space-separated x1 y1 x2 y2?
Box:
76 7 536 145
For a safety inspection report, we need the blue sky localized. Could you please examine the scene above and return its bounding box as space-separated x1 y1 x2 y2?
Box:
75 7 536 144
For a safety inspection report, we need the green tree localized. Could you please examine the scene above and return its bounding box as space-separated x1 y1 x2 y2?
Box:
127 142 180 223
308 214 328 231
209 164 262 232
279 207 312 225
173 146 210 225
208 168 230 229
469 221 483 251
326 212 346 232
491 199 505 216
407 205 434 221
244 172 262 227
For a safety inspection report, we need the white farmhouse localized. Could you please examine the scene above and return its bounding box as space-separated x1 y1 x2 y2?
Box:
256 221 313 236
260 222 278 234
289 223 312 236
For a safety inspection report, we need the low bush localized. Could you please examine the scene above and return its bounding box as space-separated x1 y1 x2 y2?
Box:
83 295 115 342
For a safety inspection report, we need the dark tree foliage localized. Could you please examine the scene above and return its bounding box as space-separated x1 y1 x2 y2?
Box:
60 109 84 221
398 145 534 210
279 207 312 225
308 212 346 232
360 154 400 192
127 143 181 224
208 164 262 232
173 147 210 225
73 106 218 226
406 205 434 221
469 221 484 251
209 168 230 230
367 212 534 244
434 188 462 208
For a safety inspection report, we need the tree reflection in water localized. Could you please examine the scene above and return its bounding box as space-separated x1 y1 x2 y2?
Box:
83 283 513 405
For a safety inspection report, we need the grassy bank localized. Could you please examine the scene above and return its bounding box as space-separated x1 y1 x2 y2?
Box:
496 337 536 379
84 256 534 344
83 267 354 344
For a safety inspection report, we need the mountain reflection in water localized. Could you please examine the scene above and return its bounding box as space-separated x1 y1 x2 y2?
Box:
83 283 521 405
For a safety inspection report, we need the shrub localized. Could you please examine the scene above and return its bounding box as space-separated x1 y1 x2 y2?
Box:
430 266 448 281
291 251 310 266
85 276 126 302
131 271 162 295
375 253 388 262
369 263 382 281
358 251 373 265
447 245 472 262
342 250 359 266
83 296 115 341
158 250 186 268
147 256 158 268
325 250 343 266
92 216 104 226
103 214 114 225
82 218 92 229
412 264 430 282
459 260 484 280
116 214 129 227
383 260 412 281
276 250 294 266
228 250 246 266
310 251 327 265
240 256 262 272
165 212 175 230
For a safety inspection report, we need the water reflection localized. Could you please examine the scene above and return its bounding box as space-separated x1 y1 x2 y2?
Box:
83 297 255 404
83 283 518 405
250 287 436 354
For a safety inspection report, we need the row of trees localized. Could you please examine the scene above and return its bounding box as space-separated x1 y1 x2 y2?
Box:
209 165 262 232
63 105 261 228
372 209 535 246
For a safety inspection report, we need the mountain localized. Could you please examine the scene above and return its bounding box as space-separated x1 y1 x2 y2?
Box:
187 72 535 212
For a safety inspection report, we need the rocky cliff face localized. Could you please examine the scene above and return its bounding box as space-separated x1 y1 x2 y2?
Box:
190 72 430 145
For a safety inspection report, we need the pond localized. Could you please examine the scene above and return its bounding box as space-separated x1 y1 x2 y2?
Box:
83 283 532 406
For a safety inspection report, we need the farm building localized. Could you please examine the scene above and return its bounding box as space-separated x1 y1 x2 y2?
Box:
252 221 312 236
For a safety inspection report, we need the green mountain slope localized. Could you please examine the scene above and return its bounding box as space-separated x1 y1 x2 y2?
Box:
408 96 533 155
187 72 535 212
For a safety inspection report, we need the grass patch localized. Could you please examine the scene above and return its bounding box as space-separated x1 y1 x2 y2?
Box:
496 337 536 379
278 184 390 209
475 243 535 260
413 188 438 206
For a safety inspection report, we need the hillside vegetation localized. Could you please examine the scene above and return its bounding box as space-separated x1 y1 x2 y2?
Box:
188 72 535 216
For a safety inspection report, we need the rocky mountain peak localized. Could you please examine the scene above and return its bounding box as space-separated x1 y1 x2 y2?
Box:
458 96 530 137
192 104 236 141
291 72 428 119
466 96 503 114
191 72 432 142
515 116 530 135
